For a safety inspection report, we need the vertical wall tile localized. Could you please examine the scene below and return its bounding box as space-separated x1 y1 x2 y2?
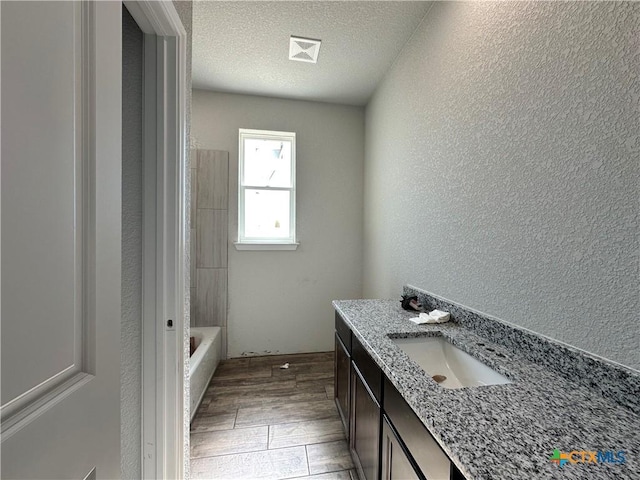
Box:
213 151 229 210
196 150 213 208
190 287 196 327
195 268 227 327
190 148 197 170
197 150 228 210
190 228 197 285
212 210 228 268
220 326 227 360
194 149 229 347
196 210 227 268
196 210 213 268
190 167 197 228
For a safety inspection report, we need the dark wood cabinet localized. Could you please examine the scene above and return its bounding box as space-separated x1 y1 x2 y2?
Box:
351 333 382 404
334 310 466 480
381 415 422 480
384 377 457 480
335 333 351 435
351 364 381 480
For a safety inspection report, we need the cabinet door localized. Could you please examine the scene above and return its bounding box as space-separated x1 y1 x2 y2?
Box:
382 416 422 480
335 333 351 435
383 378 451 480
351 365 381 480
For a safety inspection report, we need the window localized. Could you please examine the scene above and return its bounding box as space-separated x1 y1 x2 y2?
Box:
236 129 298 250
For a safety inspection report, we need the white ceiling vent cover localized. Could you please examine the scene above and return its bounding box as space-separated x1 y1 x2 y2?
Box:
289 36 321 64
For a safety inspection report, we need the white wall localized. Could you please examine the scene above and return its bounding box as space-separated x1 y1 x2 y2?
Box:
364 2 639 370
192 90 364 357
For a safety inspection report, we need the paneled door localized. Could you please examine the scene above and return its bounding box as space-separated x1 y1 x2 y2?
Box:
1 2 122 478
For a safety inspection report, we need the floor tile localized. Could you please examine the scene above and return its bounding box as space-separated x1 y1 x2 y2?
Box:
296 376 335 389
236 399 340 428
209 367 278 387
198 395 212 408
207 378 297 397
296 371 334 383
208 386 328 410
269 418 345 449
190 408 237 433
249 352 333 367
306 440 354 475
213 360 272 378
191 425 268 458
191 446 309 480
220 357 251 368
290 470 353 480
325 385 334 399
191 351 350 480
272 360 334 379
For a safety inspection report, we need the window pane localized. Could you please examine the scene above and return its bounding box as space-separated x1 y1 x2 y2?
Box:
244 189 291 239
243 138 292 188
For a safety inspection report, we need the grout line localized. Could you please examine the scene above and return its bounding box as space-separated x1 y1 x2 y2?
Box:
262 425 271 453
191 444 311 463
304 444 310 477
267 424 271 449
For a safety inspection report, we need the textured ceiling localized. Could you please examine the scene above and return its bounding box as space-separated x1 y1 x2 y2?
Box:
193 1 431 106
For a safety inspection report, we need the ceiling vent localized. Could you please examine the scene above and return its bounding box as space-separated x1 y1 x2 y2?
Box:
289 36 321 64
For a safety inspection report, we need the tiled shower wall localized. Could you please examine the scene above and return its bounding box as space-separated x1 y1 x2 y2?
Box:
190 149 229 357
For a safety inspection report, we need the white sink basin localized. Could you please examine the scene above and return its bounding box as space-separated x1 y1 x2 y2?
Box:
392 336 512 389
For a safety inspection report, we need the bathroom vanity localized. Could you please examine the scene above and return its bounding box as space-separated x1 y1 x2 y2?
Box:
333 287 640 480
335 311 464 480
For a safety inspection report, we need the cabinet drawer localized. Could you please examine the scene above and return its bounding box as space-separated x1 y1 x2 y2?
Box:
335 311 352 354
384 377 451 480
352 334 382 404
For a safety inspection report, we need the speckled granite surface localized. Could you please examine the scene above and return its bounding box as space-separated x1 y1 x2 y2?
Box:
333 294 640 480
404 285 640 415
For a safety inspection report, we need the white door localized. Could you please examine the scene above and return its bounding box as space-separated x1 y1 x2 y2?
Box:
1 2 122 478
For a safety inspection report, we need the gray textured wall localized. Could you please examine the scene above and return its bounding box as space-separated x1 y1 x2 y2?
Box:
192 90 364 358
121 6 143 479
364 2 639 370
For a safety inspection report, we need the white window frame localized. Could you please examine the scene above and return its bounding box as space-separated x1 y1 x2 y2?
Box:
236 128 299 250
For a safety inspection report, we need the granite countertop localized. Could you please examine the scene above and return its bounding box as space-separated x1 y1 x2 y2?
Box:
333 298 640 480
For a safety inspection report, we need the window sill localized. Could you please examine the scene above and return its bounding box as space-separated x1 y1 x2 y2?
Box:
234 242 299 251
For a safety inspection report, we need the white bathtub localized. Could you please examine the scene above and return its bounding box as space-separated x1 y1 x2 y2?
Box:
190 326 222 422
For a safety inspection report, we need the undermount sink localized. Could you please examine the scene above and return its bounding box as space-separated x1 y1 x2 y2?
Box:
391 336 512 389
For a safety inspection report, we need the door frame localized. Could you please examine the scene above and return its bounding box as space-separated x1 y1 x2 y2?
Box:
123 2 187 479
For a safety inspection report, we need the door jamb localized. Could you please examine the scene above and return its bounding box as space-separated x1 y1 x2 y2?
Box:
123 2 187 479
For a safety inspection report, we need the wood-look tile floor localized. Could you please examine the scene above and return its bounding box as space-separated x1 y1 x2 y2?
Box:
190 352 357 480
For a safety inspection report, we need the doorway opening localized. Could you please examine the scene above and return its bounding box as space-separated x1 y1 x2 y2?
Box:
123 2 188 478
